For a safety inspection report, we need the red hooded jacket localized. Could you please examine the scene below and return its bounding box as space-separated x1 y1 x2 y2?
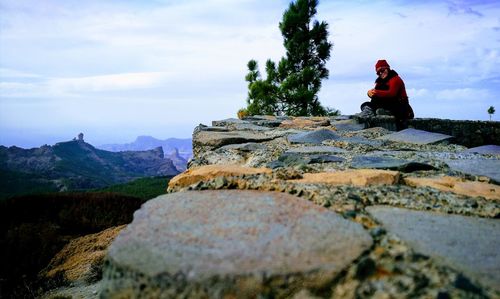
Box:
370 70 414 119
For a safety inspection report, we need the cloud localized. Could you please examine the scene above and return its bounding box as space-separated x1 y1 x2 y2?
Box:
47 72 169 94
0 68 41 78
0 72 171 97
435 88 490 101
407 88 430 98
447 2 484 17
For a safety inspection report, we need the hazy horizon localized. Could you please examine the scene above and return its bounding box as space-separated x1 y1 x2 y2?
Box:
1 0 499 148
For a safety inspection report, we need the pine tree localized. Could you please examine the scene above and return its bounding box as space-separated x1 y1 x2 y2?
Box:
244 0 334 116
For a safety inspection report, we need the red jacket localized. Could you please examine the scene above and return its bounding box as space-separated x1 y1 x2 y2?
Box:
372 73 407 100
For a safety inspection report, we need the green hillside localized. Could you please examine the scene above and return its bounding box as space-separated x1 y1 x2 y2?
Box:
93 176 173 200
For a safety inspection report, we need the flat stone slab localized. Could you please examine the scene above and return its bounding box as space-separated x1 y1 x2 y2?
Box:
219 142 268 152
285 145 346 154
101 190 372 297
331 119 365 131
340 136 384 147
288 129 340 144
198 126 229 132
227 123 272 131
242 116 285 128
212 118 247 127
445 158 500 183
268 153 345 168
464 145 500 155
194 131 275 148
377 128 453 145
351 155 435 172
367 206 500 292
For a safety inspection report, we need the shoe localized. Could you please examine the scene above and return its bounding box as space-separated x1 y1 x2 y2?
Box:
375 108 392 116
358 106 374 118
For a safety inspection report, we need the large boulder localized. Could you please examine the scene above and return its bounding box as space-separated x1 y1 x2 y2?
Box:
101 190 372 298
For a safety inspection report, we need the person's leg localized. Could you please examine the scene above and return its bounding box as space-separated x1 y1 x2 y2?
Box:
359 101 378 117
395 118 409 131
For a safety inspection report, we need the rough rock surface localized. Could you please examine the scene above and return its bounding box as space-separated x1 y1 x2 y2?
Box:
404 176 500 200
367 206 500 292
285 145 346 154
61 115 499 299
288 128 340 144
193 130 275 149
291 169 400 186
279 117 330 129
101 190 372 298
168 164 272 189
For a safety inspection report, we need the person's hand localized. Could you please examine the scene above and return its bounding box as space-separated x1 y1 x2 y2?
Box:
367 89 375 97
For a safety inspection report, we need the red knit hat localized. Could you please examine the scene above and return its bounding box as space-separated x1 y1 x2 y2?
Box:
375 60 390 71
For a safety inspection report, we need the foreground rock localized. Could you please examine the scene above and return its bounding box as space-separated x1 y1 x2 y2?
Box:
101 190 372 298
168 165 272 190
367 206 500 292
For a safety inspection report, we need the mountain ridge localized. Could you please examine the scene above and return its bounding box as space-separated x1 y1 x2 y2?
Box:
98 136 192 161
0 139 179 199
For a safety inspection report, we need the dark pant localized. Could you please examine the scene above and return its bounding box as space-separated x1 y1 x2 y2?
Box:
361 98 409 131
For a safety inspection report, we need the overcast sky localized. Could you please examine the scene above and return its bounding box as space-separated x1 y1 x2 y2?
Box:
1 0 499 148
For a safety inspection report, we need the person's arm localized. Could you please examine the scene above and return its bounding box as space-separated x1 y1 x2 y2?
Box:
372 76 403 98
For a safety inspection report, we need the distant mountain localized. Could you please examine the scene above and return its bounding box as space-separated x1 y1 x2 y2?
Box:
0 139 179 199
99 136 192 162
165 147 188 172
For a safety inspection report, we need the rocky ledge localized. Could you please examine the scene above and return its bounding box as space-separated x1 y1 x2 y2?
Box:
88 116 498 298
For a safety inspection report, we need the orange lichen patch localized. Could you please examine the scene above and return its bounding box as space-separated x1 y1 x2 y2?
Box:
375 266 393 279
168 165 272 189
373 246 386 256
254 115 277 120
41 225 126 283
354 214 378 229
404 176 500 200
279 118 330 129
290 170 400 186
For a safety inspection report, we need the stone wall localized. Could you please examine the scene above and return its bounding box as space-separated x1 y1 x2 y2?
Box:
97 115 499 299
359 117 500 147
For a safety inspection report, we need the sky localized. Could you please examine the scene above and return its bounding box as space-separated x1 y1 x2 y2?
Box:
1 0 499 148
